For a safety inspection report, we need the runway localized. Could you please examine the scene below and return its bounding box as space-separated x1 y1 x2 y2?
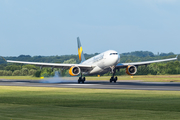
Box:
0 79 180 91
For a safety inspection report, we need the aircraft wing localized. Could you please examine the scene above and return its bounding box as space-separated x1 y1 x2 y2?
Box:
116 56 178 68
4 59 94 71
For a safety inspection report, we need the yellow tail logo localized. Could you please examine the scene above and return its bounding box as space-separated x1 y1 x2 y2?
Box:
77 37 86 62
78 47 83 61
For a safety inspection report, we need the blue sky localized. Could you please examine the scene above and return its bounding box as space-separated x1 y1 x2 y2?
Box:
0 0 180 56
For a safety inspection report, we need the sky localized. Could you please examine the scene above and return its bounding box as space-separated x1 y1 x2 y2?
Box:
0 0 180 56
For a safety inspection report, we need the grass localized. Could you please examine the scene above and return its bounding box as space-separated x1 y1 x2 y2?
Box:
0 76 41 80
86 74 180 82
0 74 180 82
0 86 180 119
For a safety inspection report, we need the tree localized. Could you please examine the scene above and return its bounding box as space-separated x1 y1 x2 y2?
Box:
125 60 132 63
12 70 21 76
63 58 77 64
6 71 12 76
0 64 6 70
22 65 38 70
0 70 4 76
5 65 21 72
2 71 8 76
40 71 49 77
40 68 53 77
21 68 29 76
34 70 41 77
29 69 37 76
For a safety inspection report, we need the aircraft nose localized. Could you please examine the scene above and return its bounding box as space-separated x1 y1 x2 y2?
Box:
112 54 119 64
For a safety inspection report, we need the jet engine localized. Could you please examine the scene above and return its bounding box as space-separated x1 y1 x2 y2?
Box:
126 65 137 75
69 66 81 76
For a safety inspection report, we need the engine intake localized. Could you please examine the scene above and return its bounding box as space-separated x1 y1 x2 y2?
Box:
126 65 137 75
69 66 81 76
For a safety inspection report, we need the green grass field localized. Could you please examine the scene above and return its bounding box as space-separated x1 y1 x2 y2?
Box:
0 86 180 120
0 76 41 80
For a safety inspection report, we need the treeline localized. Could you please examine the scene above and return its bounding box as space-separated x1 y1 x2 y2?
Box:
0 64 38 76
0 64 57 77
121 51 174 57
0 51 179 77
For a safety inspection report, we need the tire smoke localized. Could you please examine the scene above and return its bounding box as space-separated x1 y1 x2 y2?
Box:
40 71 77 83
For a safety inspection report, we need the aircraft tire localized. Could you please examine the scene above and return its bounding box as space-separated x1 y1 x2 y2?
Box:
114 76 117 83
83 77 86 81
78 77 85 84
110 78 112 83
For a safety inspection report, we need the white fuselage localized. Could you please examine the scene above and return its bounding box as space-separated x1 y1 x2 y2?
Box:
81 50 120 75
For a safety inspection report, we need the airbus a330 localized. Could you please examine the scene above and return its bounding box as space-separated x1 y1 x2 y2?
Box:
2 37 177 83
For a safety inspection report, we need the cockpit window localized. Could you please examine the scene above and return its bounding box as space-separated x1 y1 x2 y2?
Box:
110 53 118 55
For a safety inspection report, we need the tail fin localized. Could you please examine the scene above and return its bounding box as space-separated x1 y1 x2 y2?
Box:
77 37 86 62
1 56 7 62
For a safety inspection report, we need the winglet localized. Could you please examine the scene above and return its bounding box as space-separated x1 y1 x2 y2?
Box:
1 56 7 62
77 37 86 62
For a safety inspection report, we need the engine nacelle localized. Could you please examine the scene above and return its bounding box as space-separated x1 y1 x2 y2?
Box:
126 65 137 75
69 66 81 76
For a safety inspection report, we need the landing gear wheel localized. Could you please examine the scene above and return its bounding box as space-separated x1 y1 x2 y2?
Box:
83 77 86 81
110 76 118 83
114 76 117 83
78 77 86 84
110 77 113 83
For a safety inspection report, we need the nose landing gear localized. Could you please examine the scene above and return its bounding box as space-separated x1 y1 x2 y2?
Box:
110 66 118 83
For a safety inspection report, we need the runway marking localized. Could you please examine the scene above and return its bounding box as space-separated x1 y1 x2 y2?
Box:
61 84 98 86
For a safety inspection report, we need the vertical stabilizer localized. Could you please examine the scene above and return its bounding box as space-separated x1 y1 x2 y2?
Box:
77 37 86 62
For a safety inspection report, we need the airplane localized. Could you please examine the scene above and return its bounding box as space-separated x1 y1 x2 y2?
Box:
1 37 177 83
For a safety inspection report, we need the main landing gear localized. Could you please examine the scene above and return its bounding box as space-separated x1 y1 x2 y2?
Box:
78 73 86 84
78 77 85 83
110 76 117 83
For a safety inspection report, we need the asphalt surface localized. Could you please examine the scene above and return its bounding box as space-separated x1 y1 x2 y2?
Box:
0 79 180 91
